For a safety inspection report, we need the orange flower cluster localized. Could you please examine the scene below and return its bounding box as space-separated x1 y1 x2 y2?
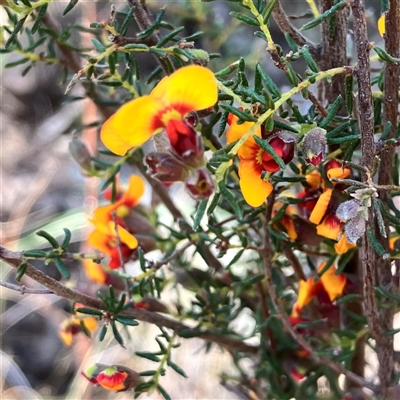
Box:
298 160 357 254
88 175 144 269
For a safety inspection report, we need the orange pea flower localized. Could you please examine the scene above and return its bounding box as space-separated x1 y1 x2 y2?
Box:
59 306 98 346
305 160 355 253
88 175 145 269
82 259 108 284
292 263 347 317
82 364 142 392
101 65 218 156
226 116 294 207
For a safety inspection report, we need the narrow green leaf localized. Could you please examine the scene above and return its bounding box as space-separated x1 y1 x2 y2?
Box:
55 258 71 279
135 351 161 362
16 262 28 281
220 104 257 122
230 11 259 26
110 320 124 346
124 43 149 50
300 1 348 31
99 325 107 341
23 250 47 258
366 228 388 257
218 182 243 218
193 200 207 230
157 384 172 400
91 38 106 52
63 0 79 16
31 3 48 34
256 64 280 98
327 134 360 144
374 46 400 65
167 360 187 378
5 16 28 49
300 45 319 72
320 95 343 128
120 6 134 36
344 74 354 114
156 26 184 47
115 316 140 326
61 228 72 249
75 308 103 316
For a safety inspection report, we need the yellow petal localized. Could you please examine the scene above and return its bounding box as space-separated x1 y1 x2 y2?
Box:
226 116 258 144
327 167 350 181
319 263 347 302
108 222 138 249
101 96 165 156
123 175 145 206
296 278 317 309
305 170 321 190
309 188 333 225
239 160 273 207
151 65 218 113
334 234 357 255
378 13 385 37
80 316 98 333
87 230 112 256
316 215 341 240
83 259 108 284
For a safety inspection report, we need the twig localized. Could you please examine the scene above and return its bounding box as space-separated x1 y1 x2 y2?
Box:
0 280 54 295
261 195 376 392
268 0 321 59
127 0 171 75
0 245 256 354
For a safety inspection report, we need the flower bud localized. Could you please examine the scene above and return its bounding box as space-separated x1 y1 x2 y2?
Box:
262 131 296 172
185 168 215 200
145 152 190 183
69 137 93 172
301 127 327 166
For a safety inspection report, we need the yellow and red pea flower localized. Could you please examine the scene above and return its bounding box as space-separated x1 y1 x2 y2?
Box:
226 116 295 207
101 65 218 157
88 175 145 269
82 364 142 392
291 262 347 317
306 161 355 254
59 305 98 346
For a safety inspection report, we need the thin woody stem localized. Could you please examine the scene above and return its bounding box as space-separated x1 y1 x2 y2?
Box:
0 246 257 355
0 280 54 295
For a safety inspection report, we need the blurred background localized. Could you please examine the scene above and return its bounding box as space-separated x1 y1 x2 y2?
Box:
0 1 385 399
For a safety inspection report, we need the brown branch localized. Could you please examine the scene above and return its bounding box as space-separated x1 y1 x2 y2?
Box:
375 1 400 397
0 245 257 355
350 0 379 332
0 280 54 295
127 0 171 75
351 1 397 397
261 195 375 392
268 0 321 59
